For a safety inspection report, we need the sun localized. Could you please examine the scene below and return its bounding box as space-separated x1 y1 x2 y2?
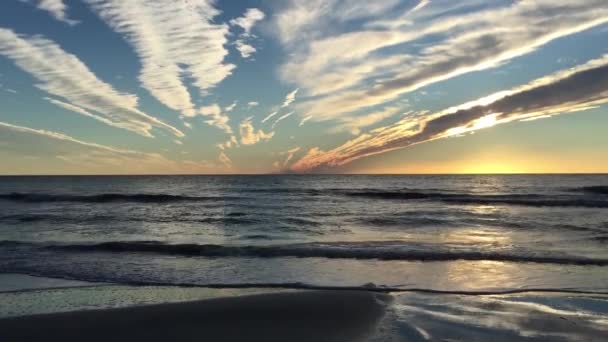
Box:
472 114 498 130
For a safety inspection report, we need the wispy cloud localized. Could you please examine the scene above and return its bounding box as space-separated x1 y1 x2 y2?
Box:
225 101 238 112
275 0 400 43
299 116 312 127
281 88 299 108
43 97 136 132
218 151 233 168
29 0 79 25
235 40 257 59
230 8 265 59
0 121 228 174
85 0 234 119
247 101 260 107
0 27 183 138
330 106 402 135
231 8 265 35
276 0 608 125
260 89 299 124
217 135 238 150
239 117 274 145
0 121 137 155
261 110 279 124
410 0 430 13
291 54 608 172
199 104 232 133
274 146 301 169
272 111 295 129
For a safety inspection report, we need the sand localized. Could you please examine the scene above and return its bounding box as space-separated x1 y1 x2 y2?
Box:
0 290 389 342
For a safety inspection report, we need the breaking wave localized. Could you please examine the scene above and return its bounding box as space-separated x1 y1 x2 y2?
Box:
345 191 608 208
0 192 243 203
2 240 607 266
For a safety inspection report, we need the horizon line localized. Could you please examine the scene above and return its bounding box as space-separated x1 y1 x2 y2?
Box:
0 173 607 177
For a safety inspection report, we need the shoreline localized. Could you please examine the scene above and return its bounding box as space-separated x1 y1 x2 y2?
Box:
2 274 608 341
0 290 390 342
2 272 607 296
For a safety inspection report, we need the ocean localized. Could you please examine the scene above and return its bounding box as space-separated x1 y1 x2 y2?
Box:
1 174 607 340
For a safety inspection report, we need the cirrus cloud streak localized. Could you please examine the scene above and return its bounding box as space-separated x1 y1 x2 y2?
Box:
0 27 183 137
291 54 608 172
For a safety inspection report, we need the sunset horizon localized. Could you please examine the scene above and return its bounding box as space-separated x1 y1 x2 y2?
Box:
1 1 607 341
1 0 607 175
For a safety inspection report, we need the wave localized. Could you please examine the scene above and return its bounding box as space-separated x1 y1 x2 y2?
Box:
0 213 261 225
574 186 608 195
0 192 243 203
4 188 607 208
355 216 451 227
2 269 608 296
346 191 608 208
3 240 607 266
280 217 321 227
0 213 120 224
0 213 325 227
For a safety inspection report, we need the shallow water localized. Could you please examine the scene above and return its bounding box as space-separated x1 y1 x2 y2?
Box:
1 175 607 292
1 279 606 341
378 292 608 341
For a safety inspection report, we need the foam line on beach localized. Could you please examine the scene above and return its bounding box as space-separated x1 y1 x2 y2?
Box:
3 272 607 296
0 290 389 342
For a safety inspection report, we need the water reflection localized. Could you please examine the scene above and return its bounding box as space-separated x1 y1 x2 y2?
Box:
388 293 608 341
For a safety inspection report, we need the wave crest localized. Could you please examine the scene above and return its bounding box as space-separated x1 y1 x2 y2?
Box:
3 240 606 266
346 191 608 208
0 192 240 203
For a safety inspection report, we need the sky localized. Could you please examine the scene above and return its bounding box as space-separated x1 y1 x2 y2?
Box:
0 0 607 175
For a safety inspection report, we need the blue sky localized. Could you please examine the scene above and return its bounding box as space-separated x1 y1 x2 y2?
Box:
0 0 607 174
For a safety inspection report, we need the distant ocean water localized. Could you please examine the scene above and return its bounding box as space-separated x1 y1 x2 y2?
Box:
1 175 607 292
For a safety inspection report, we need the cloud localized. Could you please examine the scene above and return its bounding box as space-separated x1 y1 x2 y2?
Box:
291 54 608 172
218 151 232 168
272 111 295 129
261 110 279 123
275 146 301 169
230 8 265 35
85 0 235 118
330 106 402 135
299 116 312 127
0 28 183 138
0 121 137 155
410 0 431 13
276 0 608 125
0 121 225 174
217 135 238 150
199 104 232 133
225 101 238 112
281 88 299 108
247 101 260 107
31 0 79 25
230 8 265 59
274 0 400 43
259 89 299 124
239 117 274 145
44 97 137 132
235 40 256 59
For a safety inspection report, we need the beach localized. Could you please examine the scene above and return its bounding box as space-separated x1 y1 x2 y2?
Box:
1 175 608 340
1 277 608 341
0 289 388 342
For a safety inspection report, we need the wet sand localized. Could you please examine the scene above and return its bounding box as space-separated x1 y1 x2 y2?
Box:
0 290 389 342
